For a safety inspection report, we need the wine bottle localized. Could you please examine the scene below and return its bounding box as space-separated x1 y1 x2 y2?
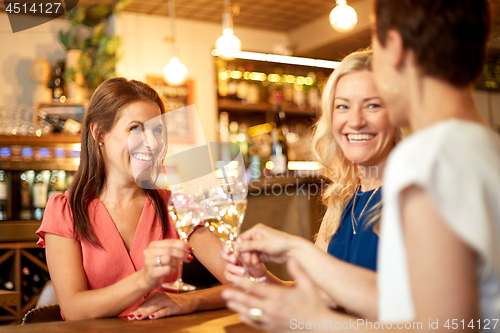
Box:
229 121 240 158
38 111 82 135
269 91 288 175
65 171 75 190
237 123 249 167
20 171 32 220
4 280 14 290
32 171 47 220
0 170 8 220
47 170 64 200
53 61 65 102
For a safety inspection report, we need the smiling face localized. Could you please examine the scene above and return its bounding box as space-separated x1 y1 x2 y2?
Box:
100 100 165 184
331 71 395 168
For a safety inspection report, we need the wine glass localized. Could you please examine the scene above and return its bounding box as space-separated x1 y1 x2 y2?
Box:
204 178 248 252
204 179 266 282
162 186 207 292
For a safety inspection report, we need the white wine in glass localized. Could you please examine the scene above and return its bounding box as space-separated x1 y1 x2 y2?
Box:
205 180 247 252
162 191 206 292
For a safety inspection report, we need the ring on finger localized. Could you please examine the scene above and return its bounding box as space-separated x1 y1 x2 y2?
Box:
249 307 263 322
156 256 162 267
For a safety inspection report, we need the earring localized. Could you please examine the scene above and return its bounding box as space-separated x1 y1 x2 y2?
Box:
99 142 104 147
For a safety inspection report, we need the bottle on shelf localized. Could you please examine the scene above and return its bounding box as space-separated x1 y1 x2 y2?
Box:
248 137 263 181
283 81 294 106
236 123 249 167
293 84 306 110
0 261 15 290
38 111 82 135
247 82 260 105
21 258 49 306
53 61 66 102
228 121 241 158
65 171 75 190
20 171 32 220
269 91 288 175
236 80 249 104
32 171 47 220
47 170 65 200
0 170 9 220
3 279 14 290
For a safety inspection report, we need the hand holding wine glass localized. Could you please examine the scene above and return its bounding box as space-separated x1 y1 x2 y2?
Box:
204 177 267 283
162 186 208 291
204 178 247 252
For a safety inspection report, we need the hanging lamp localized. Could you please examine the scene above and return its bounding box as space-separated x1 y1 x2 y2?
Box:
330 0 358 33
215 0 241 60
163 0 187 86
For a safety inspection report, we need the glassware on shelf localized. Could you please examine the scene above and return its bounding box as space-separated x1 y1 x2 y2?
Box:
0 105 36 136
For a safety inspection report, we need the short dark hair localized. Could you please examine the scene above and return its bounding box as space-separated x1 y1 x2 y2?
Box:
374 0 491 87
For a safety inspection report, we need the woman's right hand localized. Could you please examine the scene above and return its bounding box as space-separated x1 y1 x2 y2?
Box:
234 223 304 264
220 245 267 283
140 239 192 290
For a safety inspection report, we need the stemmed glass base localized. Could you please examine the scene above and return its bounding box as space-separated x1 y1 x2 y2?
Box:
163 279 196 292
162 261 196 291
162 233 196 291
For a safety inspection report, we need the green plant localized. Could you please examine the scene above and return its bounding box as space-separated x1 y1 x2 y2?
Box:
477 58 500 91
58 0 130 92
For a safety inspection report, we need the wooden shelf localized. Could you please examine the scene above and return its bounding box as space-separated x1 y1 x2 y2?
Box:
0 242 48 325
0 221 42 243
218 100 319 116
0 134 80 145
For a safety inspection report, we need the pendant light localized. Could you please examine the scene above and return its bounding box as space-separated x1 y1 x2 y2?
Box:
215 0 241 60
329 0 358 33
163 0 187 86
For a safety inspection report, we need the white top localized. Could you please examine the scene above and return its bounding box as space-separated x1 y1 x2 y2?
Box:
378 120 500 324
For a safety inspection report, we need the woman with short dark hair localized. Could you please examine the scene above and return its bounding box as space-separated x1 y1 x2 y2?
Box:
372 0 499 326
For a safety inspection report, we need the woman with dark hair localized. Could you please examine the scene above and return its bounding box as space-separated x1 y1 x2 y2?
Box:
221 0 500 331
372 0 499 325
36 78 228 320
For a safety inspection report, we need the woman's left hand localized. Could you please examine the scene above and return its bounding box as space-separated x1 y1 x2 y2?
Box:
222 258 333 332
128 291 200 320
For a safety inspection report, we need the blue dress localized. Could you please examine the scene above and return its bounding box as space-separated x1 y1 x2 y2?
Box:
327 187 381 271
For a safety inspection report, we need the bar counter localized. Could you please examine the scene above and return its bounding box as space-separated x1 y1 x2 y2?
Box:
2 309 266 333
244 171 324 280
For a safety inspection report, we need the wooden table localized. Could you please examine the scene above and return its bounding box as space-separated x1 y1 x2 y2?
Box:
0 290 19 307
1 308 267 333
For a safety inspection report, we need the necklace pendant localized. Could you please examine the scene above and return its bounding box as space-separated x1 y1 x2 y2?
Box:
353 230 356 235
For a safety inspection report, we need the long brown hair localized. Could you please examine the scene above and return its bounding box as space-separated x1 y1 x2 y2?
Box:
70 77 170 246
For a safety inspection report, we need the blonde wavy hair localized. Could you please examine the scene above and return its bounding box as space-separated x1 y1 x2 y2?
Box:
312 50 403 242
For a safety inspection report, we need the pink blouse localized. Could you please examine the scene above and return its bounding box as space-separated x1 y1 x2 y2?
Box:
36 190 179 317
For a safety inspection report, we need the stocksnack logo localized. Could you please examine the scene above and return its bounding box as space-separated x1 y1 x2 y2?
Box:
4 0 79 33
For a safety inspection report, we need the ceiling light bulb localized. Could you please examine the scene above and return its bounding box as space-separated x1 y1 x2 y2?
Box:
216 29 242 60
329 2 358 33
163 57 187 86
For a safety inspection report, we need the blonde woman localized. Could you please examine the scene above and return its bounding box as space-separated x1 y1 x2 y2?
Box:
222 50 397 320
223 1 499 331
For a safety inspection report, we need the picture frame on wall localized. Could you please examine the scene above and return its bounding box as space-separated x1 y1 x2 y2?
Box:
146 76 195 144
